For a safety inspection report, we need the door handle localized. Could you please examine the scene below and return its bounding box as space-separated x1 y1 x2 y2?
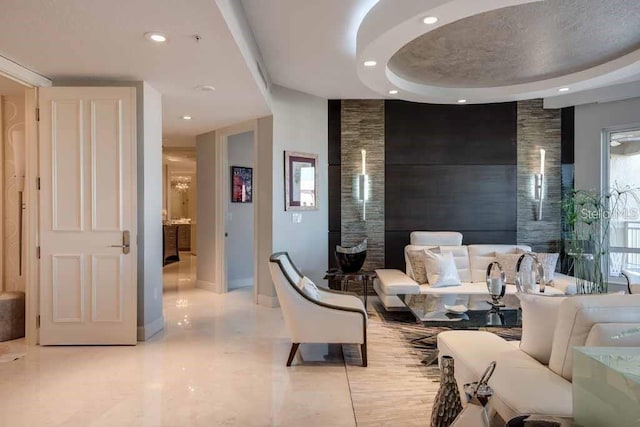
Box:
110 230 131 254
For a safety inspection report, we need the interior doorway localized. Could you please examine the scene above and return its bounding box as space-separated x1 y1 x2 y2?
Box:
226 131 255 291
162 147 197 293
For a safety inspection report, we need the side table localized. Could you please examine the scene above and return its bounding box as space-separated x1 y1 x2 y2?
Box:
324 270 376 311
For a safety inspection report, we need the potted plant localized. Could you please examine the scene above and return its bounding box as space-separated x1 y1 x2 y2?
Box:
562 187 640 294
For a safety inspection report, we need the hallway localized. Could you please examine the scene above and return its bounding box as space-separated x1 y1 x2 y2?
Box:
0 256 356 426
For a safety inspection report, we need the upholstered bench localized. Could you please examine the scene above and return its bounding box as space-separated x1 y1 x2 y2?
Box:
0 292 25 341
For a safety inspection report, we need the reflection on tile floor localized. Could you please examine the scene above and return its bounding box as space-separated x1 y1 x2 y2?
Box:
0 254 356 426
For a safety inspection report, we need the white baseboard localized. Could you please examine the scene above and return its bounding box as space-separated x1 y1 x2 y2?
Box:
258 294 279 308
197 280 219 293
229 278 254 289
137 315 165 341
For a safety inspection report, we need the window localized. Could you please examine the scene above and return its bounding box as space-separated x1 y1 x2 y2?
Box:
604 127 640 277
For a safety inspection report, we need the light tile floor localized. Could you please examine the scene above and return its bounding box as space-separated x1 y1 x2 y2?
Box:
0 254 357 426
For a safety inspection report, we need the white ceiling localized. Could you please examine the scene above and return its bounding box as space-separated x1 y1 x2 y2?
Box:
242 0 640 104
0 74 27 96
241 0 381 99
0 0 270 139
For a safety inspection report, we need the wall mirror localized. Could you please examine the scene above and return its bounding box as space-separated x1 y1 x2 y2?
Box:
285 151 318 210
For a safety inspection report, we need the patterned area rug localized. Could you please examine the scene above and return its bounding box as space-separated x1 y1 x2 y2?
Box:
342 299 521 426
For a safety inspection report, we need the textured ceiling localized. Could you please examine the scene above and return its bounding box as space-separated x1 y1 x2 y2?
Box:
389 0 640 88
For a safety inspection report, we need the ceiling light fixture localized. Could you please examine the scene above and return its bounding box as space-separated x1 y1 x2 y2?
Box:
197 85 216 92
181 116 192 120
363 60 377 67
558 87 570 92
423 16 439 25
145 32 167 43
389 90 398 95
457 99 467 104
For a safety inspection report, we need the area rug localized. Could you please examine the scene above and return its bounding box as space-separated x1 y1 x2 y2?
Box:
342 299 521 426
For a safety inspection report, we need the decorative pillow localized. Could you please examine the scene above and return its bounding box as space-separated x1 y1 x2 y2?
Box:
517 293 566 364
495 253 532 284
407 250 429 284
535 253 560 281
297 276 321 301
423 250 462 288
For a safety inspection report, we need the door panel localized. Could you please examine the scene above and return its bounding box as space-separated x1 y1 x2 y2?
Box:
39 87 136 345
51 99 84 231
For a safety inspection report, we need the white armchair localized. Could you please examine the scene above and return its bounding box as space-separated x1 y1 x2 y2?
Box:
269 252 368 367
622 269 640 294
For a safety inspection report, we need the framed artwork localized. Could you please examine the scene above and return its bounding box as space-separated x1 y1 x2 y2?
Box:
285 151 318 211
231 166 253 203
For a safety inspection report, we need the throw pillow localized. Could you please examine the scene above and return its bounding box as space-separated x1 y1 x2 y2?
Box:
297 276 321 301
535 253 560 281
407 249 429 284
423 250 462 288
495 253 533 284
517 293 566 364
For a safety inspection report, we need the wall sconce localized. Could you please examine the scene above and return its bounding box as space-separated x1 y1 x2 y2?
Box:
358 149 369 221
534 148 545 221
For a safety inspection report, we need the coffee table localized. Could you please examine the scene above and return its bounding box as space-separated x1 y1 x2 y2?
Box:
403 302 521 364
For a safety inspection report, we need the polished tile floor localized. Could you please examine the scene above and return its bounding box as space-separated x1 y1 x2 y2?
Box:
0 254 357 426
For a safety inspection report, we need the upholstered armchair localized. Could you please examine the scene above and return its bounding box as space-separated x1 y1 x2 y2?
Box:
622 269 640 294
269 252 368 367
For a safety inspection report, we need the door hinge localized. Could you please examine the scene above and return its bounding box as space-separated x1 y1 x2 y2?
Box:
36 177 41 190
36 246 41 259
36 315 41 329
36 108 40 122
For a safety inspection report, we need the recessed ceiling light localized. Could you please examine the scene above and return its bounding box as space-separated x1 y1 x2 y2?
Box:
423 16 439 25
389 90 398 95
145 32 167 43
363 60 377 67
457 99 467 104
181 116 192 120
197 85 216 92
558 87 570 92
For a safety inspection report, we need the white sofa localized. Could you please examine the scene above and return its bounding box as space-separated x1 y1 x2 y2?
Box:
374 231 577 315
438 294 640 421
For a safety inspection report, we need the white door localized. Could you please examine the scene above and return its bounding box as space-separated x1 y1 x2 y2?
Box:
39 87 137 345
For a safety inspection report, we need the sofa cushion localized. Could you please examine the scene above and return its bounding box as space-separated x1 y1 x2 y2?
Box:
298 276 321 301
518 293 566 364
495 253 532 284
437 331 572 419
375 269 420 295
536 253 560 280
468 245 532 283
406 249 428 284
549 294 640 381
423 250 461 287
404 244 438 276
410 231 462 246
440 246 471 282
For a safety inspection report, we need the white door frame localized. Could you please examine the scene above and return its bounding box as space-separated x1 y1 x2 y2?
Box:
215 120 258 303
0 59 52 345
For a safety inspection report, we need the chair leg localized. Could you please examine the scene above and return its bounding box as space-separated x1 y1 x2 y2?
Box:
360 343 367 367
286 343 300 367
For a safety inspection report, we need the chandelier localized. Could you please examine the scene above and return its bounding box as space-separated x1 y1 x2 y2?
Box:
171 176 191 193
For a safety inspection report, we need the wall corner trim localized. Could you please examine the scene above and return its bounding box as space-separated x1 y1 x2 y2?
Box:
137 315 165 341
196 280 220 293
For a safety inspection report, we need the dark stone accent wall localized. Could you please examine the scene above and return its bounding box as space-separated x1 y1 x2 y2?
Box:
516 99 562 252
384 101 517 269
328 99 573 271
340 100 385 270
